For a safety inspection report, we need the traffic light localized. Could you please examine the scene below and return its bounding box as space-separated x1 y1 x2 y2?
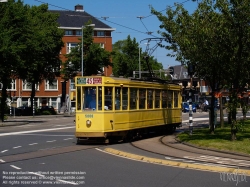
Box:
169 66 174 75
188 64 195 76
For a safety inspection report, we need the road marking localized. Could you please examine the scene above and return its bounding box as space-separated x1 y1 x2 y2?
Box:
10 165 21 170
13 146 22 149
63 138 73 140
0 126 74 137
46 140 56 143
29 143 38 145
0 159 5 163
28 172 45 178
20 134 74 136
1 150 8 153
57 179 78 185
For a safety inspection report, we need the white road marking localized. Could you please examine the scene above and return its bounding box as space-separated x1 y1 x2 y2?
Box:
29 143 38 145
13 146 22 149
63 138 73 140
0 126 74 137
1 150 8 153
57 179 78 185
0 159 5 163
20 134 74 136
46 140 56 143
10 165 21 170
28 172 45 178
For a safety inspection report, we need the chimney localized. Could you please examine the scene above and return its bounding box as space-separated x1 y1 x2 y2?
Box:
75 4 84 12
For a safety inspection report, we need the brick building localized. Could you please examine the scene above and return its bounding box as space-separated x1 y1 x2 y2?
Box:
2 5 115 112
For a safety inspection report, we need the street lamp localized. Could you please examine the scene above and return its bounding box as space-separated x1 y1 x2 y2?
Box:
81 24 95 76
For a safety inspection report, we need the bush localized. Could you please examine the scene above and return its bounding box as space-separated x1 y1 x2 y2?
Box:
41 110 51 115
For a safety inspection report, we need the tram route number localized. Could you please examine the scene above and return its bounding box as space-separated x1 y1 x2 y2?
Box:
77 77 102 85
85 114 93 118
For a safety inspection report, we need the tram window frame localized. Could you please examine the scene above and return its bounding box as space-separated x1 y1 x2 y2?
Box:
139 89 146 109
122 87 128 110
115 87 121 110
174 91 178 108
104 87 113 110
76 86 81 110
168 90 173 108
155 90 161 108
147 89 153 109
162 90 167 108
129 88 137 110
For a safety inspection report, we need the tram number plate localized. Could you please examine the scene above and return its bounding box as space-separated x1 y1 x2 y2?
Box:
85 114 93 118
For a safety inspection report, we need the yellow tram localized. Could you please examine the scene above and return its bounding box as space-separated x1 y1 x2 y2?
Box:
75 75 182 143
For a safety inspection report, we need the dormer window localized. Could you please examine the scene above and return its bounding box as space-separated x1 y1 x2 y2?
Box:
65 30 73 36
97 31 105 37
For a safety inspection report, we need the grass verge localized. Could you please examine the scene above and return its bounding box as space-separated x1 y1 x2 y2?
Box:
177 121 250 155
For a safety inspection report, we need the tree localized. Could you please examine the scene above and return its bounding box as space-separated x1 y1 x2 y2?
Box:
0 0 30 121
112 35 163 78
19 4 64 112
151 0 250 136
62 21 112 79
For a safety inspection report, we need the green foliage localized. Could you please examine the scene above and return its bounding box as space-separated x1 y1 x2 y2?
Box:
112 36 163 78
62 21 112 79
41 110 51 115
151 0 250 132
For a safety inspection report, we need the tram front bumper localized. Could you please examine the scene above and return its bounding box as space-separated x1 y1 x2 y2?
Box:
75 132 107 138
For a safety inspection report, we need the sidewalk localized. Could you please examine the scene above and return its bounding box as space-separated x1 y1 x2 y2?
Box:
0 113 75 127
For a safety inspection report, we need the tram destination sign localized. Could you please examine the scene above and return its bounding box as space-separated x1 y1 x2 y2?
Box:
77 77 102 85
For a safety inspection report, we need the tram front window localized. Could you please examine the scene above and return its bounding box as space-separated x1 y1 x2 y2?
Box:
83 87 98 110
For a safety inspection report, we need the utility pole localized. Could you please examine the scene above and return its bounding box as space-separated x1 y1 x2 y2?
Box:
188 64 195 135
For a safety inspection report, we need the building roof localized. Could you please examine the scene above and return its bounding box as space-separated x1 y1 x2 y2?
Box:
50 9 115 31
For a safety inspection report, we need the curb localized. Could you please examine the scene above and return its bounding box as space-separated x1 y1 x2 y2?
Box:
104 148 250 175
0 122 29 127
175 132 250 158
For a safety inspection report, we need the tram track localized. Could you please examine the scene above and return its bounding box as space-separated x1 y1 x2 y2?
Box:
129 134 250 170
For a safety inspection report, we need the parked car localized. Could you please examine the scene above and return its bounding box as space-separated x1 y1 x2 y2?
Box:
182 102 196 113
38 106 56 115
17 106 33 116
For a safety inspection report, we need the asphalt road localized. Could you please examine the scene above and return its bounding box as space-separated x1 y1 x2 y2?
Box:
0 115 249 187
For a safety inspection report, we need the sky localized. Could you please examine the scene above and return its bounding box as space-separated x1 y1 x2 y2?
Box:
22 0 198 69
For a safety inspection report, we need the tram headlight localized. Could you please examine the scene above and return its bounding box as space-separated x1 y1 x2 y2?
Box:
86 120 91 127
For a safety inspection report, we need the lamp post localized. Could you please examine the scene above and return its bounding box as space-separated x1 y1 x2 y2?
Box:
81 24 95 76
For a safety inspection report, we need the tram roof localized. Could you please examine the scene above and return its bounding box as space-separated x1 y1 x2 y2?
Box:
75 76 181 89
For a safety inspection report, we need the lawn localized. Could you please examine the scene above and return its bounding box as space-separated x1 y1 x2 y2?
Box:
177 120 250 155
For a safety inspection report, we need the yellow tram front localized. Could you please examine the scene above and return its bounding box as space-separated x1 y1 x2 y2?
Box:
75 76 182 143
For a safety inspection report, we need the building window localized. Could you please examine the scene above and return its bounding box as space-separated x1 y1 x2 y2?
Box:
22 80 39 90
70 79 75 90
66 43 78 54
65 30 73 35
97 31 105 37
76 30 82 36
97 43 104 49
45 79 58 90
51 98 57 108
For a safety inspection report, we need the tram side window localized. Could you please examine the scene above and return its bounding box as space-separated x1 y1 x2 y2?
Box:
83 87 97 110
174 91 178 108
98 87 102 110
155 90 161 108
147 89 153 109
104 87 112 110
162 90 167 108
168 91 173 108
139 89 146 109
115 87 121 110
122 87 128 110
130 88 137 110
77 86 81 110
